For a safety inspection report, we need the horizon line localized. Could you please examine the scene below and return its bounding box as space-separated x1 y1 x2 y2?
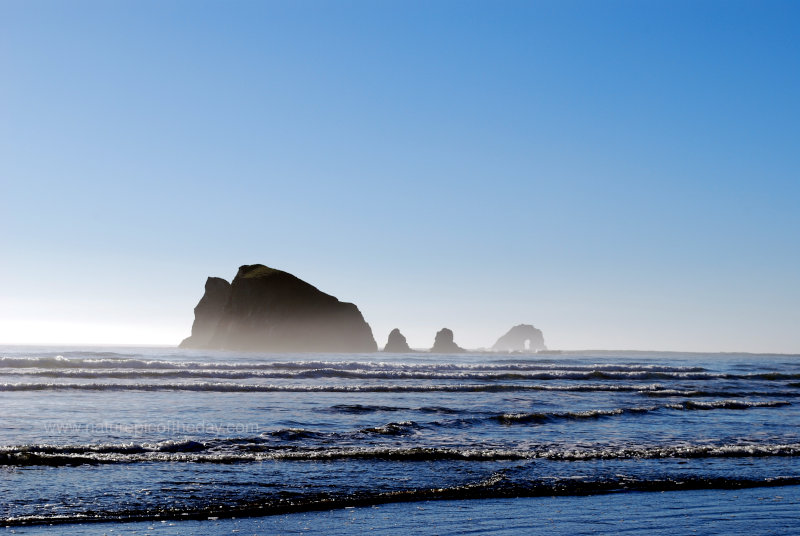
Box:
0 342 798 357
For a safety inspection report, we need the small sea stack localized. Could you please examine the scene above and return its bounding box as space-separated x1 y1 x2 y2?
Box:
430 328 465 353
491 324 546 353
383 328 413 352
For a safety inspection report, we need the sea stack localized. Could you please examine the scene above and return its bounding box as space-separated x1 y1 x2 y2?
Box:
430 328 465 353
383 328 412 352
180 264 378 353
491 324 546 352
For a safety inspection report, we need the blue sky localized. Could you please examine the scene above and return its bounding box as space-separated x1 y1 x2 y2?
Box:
1 0 798 352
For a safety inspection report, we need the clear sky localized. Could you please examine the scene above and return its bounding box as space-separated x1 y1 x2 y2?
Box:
1 0 798 352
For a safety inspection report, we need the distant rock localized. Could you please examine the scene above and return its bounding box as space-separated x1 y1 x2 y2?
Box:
491 324 546 353
179 264 378 353
383 328 412 352
179 277 231 349
430 328 465 353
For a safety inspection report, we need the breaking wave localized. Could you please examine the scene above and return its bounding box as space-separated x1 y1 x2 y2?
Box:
5 471 799 527
4 440 800 467
0 381 668 393
0 356 710 373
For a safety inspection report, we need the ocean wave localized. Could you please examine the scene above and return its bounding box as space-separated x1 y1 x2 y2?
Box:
359 421 421 436
665 400 791 410
641 388 800 398
484 400 789 425
327 404 409 414
327 404 460 414
58 351 132 359
492 407 653 424
3 381 798 401
268 429 324 441
0 367 731 382
4 468 800 527
0 356 711 374
0 381 671 393
5 358 800 389
3 441 800 467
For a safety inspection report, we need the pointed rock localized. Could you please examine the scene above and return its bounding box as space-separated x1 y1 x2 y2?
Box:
383 328 412 352
430 328 465 353
179 277 231 349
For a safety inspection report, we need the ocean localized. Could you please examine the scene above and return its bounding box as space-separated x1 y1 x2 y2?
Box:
1 346 799 534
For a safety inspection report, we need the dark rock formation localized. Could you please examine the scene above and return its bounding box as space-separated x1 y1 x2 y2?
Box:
179 264 377 353
179 277 231 349
430 328 465 353
383 328 412 352
491 324 546 353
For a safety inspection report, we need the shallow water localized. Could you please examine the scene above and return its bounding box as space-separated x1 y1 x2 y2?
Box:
9 487 800 536
1 346 799 532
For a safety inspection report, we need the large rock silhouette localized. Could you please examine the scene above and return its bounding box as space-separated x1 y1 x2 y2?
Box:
491 324 546 352
180 264 377 353
430 328 465 353
383 328 412 352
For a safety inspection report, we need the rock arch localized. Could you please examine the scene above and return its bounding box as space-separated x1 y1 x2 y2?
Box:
491 324 546 353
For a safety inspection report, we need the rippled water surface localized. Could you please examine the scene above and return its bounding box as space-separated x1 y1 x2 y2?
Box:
2 346 799 532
